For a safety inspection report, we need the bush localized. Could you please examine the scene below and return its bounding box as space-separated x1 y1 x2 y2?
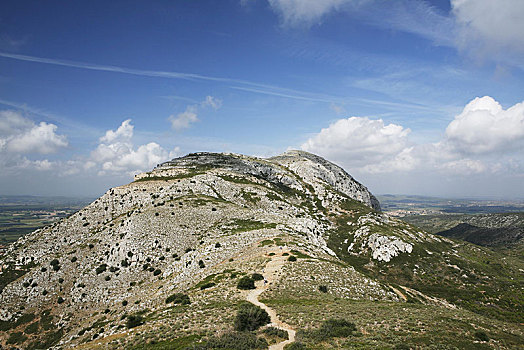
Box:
198 260 205 268
284 342 306 350
121 259 129 267
6 331 27 345
252 273 264 281
288 256 297 262
311 318 356 340
57 297 65 304
394 345 411 350
201 331 268 349
96 264 107 274
153 269 162 276
71 256 77 263
234 303 270 331
215 242 221 248
318 285 328 293
263 326 288 339
165 293 191 305
237 276 255 290
200 282 215 290
126 314 144 329
474 330 490 342
50 259 59 266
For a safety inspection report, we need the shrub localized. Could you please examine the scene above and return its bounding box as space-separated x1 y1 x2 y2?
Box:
311 318 356 340
198 260 205 268
252 273 264 281
122 300 128 306
288 256 297 262
96 264 107 274
318 285 328 293
474 330 490 342
50 259 59 266
284 342 306 350
263 326 288 339
52 264 60 272
126 315 144 329
394 345 411 350
282 252 289 256
165 293 191 305
215 242 221 248
6 331 27 345
234 302 270 331
237 276 255 290
153 269 162 276
58 278 64 284
57 297 65 304
121 259 129 267
200 282 215 290
70 256 77 263
201 331 268 349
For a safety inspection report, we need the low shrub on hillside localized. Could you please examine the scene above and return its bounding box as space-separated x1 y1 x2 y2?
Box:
234 302 270 331
237 276 255 290
308 318 357 340
251 273 264 281
165 293 191 305
126 315 144 329
198 331 268 349
263 326 288 340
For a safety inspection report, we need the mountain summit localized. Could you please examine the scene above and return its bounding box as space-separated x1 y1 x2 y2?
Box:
0 151 522 349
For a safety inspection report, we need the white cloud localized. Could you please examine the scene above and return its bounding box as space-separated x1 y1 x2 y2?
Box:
301 96 524 177
169 107 198 131
445 96 524 154
202 95 223 110
301 117 411 170
100 118 133 143
169 95 222 131
451 0 524 60
91 119 180 175
268 0 359 25
0 110 68 154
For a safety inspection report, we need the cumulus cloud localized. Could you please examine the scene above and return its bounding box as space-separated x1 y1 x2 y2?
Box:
0 110 68 154
301 117 411 171
445 96 524 154
169 95 222 131
301 96 524 177
451 0 524 60
169 107 198 131
91 119 179 175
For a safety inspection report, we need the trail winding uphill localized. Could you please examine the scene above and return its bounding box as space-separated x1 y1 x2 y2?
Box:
246 249 296 350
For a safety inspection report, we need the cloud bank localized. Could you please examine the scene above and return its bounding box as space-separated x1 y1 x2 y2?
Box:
301 96 524 177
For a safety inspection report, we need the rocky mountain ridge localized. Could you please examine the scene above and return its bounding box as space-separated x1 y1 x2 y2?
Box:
0 151 522 349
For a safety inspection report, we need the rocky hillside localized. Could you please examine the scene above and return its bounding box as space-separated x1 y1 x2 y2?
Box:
0 151 522 349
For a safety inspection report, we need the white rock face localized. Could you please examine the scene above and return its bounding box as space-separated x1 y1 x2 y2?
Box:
366 234 413 262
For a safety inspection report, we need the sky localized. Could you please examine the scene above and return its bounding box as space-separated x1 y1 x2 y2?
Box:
1 0 524 199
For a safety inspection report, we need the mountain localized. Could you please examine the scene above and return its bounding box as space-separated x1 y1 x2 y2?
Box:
437 222 524 247
0 151 522 349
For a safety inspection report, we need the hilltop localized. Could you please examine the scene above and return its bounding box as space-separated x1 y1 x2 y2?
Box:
0 151 522 349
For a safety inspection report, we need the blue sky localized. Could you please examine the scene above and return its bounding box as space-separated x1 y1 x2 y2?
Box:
1 0 524 198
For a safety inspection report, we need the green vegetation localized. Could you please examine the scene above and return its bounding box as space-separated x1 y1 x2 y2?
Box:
237 276 255 290
251 273 264 281
7 331 28 345
234 303 271 331
263 326 288 340
165 293 191 305
197 331 268 349
126 314 144 329
227 219 277 234
288 255 297 262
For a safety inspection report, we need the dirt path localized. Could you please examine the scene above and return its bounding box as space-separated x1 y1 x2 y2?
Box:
246 248 296 350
